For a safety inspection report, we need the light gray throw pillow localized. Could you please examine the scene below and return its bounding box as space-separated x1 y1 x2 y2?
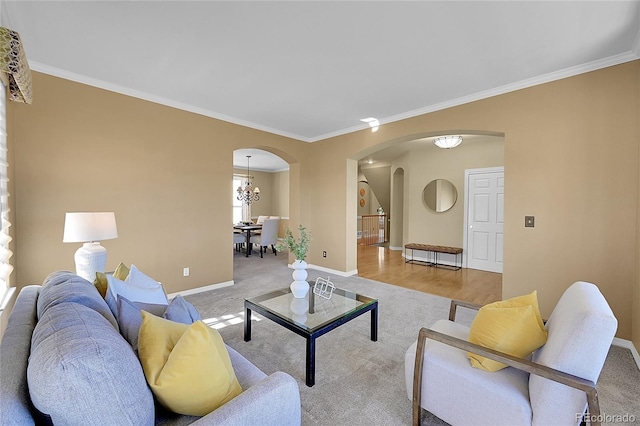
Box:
116 294 201 352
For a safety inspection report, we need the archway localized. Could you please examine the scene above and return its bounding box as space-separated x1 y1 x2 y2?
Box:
351 131 505 276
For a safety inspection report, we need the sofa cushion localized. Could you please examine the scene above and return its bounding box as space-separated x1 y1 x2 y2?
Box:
37 270 118 330
28 302 154 425
138 312 242 416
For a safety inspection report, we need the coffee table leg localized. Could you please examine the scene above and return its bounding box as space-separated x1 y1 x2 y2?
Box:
306 336 315 387
371 305 378 341
244 307 252 341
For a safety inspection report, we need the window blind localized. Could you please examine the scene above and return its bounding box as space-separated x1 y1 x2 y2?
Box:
0 83 14 311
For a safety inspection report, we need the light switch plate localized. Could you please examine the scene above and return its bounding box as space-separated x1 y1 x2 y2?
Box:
525 216 535 228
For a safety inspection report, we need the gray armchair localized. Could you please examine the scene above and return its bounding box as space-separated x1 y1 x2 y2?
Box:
405 282 617 426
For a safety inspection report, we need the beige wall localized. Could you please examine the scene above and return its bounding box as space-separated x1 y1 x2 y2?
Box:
356 178 381 216
397 136 503 248
634 64 640 353
7 62 640 347
11 72 306 292
308 62 639 340
271 170 289 218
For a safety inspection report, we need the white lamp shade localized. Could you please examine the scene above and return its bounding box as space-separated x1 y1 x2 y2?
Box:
63 212 118 243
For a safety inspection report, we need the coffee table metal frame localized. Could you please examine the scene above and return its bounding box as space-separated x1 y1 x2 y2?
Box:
244 286 378 387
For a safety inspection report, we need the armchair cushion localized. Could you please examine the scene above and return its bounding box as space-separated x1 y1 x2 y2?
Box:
405 320 532 425
467 291 547 371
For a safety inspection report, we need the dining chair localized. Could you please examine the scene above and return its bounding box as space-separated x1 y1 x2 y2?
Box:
250 219 278 258
233 232 245 252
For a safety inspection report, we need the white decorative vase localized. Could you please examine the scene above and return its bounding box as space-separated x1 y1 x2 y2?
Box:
290 260 309 298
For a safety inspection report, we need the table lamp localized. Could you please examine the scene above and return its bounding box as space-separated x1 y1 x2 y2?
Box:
63 212 118 281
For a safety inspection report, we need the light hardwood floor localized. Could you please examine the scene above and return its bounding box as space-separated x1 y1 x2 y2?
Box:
357 244 502 305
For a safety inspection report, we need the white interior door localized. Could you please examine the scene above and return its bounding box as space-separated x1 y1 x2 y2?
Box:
465 167 504 273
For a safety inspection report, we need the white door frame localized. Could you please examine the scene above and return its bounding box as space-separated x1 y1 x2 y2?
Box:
462 166 505 270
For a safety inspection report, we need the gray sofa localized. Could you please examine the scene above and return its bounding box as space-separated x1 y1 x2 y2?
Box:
0 272 301 425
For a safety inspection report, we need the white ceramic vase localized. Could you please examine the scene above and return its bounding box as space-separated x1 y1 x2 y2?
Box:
290 260 309 298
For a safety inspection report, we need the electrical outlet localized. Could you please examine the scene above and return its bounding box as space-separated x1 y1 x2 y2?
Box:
322 251 327 258
183 267 190 277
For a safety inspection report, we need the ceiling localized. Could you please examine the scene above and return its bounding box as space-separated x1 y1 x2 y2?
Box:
2 1 639 151
233 148 288 172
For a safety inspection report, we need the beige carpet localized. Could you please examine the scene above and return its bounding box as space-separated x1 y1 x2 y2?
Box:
184 249 640 425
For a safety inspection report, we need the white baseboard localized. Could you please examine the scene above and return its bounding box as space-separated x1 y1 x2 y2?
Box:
301 263 358 277
612 337 640 370
389 246 403 251
166 280 234 299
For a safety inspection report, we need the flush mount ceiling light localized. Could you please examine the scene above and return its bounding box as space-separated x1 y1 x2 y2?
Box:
433 135 463 149
360 117 380 132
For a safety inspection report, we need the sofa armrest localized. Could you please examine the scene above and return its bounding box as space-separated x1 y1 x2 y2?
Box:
190 371 301 426
412 327 600 426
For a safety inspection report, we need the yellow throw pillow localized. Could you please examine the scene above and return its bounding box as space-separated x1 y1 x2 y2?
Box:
93 263 129 299
93 272 108 298
467 291 548 372
113 262 130 280
137 312 242 416
486 291 545 331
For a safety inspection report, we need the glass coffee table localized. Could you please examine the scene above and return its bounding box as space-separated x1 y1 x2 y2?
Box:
244 285 378 387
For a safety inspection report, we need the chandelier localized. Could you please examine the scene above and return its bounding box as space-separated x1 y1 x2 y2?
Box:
237 155 260 205
433 135 463 149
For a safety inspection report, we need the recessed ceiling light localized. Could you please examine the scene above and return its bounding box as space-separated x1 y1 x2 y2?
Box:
360 117 380 132
368 159 374 164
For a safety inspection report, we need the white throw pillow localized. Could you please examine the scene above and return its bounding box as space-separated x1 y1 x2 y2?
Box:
126 264 163 289
106 274 168 316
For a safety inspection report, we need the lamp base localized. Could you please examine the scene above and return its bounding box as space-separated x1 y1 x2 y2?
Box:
74 242 107 282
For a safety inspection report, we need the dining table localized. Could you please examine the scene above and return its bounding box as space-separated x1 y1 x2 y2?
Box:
233 224 262 257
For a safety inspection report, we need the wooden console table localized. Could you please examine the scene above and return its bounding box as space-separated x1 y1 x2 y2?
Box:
405 243 463 270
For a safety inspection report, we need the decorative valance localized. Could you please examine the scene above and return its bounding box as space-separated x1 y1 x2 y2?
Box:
0 27 32 104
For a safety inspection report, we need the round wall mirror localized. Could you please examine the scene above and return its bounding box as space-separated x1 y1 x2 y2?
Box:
423 179 458 213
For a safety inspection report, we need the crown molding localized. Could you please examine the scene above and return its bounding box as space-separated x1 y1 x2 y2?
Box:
307 51 640 143
28 61 313 143
30 49 639 146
